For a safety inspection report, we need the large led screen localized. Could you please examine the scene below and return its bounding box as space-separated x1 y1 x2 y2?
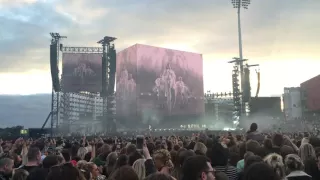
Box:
301 74 320 111
136 44 204 116
62 53 102 92
116 45 138 118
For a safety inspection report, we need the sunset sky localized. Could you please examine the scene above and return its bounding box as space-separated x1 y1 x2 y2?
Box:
0 0 319 96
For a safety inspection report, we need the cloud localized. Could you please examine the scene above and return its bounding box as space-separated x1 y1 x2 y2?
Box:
0 0 320 94
0 1 74 71
0 0 38 7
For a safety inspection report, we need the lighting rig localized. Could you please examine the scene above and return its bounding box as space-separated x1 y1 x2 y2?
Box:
229 57 247 115
204 91 233 99
98 36 117 133
204 91 233 124
228 58 260 122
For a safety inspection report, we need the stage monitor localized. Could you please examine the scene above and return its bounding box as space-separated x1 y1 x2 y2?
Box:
62 53 102 92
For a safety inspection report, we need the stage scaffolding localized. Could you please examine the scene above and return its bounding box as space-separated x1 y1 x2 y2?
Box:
45 33 117 135
59 92 103 134
57 46 103 134
204 92 236 127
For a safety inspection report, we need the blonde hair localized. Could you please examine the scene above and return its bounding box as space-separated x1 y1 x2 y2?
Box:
264 153 285 179
285 154 304 172
298 143 316 162
77 160 88 169
12 169 29 180
301 137 309 145
154 149 174 170
193 142 207 155
132 159 146 180
77 147 88 160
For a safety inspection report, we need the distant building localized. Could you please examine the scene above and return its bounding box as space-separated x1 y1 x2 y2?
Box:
282 87 302 120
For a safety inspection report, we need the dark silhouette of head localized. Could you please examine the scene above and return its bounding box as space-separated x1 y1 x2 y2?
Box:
181 155 214 180
109 166 139 180
145 173 174 180
47 163 85 180
244 162 280 180
249 123 258 132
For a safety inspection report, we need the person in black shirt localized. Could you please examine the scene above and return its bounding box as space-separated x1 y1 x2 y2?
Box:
20 146 41 173
181 155 215 180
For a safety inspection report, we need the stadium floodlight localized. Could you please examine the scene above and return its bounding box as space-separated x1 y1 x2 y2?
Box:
230 0 251 61
231 0 251 9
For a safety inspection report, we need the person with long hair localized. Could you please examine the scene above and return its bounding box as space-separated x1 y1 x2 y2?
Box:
264 153 286 179
299 143 316 163
110 154 128 177
47 163 86 180
153 149 173 174
84 162 106 180
12 169 28 180
132 159 146 180
104 152 117 178
285 154 312 180
77 147 88 160
246 123 264 143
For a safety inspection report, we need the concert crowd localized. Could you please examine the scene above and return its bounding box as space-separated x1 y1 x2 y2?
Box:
1 123 320 180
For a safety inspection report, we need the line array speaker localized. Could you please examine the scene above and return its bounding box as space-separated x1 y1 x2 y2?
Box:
50 43 61 92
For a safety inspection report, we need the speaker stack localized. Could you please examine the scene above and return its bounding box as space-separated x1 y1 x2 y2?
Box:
50 43 60 92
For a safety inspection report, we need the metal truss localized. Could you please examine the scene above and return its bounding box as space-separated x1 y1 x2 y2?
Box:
59 92 102 133
203 91 235 126
61 46 103 53
51 91 59 135
106 93 116 132
60 92 71 133
204 92 233 103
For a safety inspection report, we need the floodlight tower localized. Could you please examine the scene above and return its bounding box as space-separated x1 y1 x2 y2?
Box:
231 0 250 90
231 0 251 91
230 0 251 119
231 0 250 63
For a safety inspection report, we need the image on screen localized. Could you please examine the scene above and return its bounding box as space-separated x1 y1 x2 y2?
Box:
62 53 102 93
116 45 138 118
136 44 204 116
